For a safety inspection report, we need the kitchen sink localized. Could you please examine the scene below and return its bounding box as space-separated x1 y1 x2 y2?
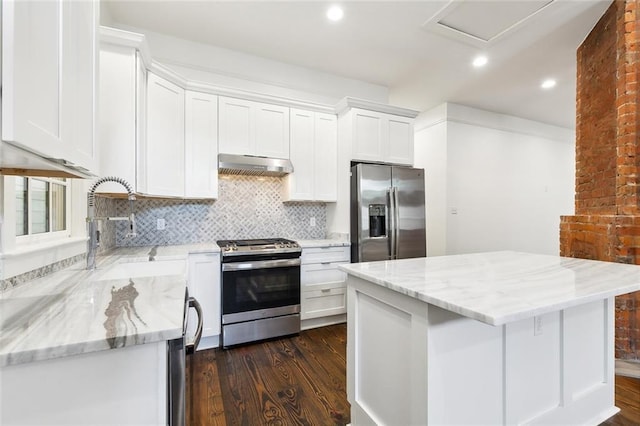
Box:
95 259 186 281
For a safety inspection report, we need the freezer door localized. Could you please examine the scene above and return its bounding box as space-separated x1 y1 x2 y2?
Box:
392 166 426 259
351 163 392 262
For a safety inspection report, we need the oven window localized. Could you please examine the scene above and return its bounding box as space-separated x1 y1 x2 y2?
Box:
222 266 300 314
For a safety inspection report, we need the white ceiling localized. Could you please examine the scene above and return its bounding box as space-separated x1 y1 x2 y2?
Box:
103 0 612 129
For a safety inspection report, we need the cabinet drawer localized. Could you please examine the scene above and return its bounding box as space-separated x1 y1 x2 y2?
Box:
301 246 350 264
301 287 346 320
301 263 347 287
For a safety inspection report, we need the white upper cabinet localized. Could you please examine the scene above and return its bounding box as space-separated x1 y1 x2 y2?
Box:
2 0 98 174
185 91 218 199
255 103 290 158
348 108 414 166
314 113 338 201
218 97 252 155
98 43 145 194
144 73 186 197
351 109 384 162
284 108 337 202
386 115 414 165
219 96 290 159
98 30 220 199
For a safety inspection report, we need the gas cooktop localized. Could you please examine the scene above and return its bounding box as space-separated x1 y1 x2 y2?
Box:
216 238 301 255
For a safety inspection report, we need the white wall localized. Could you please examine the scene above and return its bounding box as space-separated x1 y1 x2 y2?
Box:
414 104 448 256
414 103 575 256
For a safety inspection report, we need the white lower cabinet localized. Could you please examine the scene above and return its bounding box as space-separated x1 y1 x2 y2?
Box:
187 252 221 350
0 342 167 426
300 245 350 328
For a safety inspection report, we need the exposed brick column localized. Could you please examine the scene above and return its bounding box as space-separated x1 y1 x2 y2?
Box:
560 0 640 361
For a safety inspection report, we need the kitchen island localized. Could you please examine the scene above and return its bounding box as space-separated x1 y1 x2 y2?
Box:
340 251 640 425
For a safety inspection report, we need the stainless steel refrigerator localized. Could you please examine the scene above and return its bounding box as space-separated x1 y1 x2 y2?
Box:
351 163 426 262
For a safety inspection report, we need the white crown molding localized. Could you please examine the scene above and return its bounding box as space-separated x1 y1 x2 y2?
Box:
100 26 336 114
335 97 420 118
100 27 419 118
100 26 152 69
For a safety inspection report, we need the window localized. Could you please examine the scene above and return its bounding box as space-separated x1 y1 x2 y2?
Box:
15 176 69 241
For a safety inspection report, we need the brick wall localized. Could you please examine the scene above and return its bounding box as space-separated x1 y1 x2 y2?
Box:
560 0 640 361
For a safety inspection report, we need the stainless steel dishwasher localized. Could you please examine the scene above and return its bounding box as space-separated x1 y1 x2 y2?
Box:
168 289 203 426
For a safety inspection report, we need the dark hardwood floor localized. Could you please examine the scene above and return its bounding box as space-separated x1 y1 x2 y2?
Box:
187 323 640 425
187 324 349 426
602 375 640 426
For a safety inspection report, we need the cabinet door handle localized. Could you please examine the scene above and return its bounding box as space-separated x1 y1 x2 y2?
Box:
321 288 331 293
321 262 331 265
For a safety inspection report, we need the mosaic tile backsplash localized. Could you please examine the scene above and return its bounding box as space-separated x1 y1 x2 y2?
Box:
114 175 327 247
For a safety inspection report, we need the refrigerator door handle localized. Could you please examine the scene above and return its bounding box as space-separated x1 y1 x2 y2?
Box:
393 186 400 259
387 187 395 260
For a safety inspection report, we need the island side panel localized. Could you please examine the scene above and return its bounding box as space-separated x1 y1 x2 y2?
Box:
522 298 617 425
347 275 429 426
426 305 505 424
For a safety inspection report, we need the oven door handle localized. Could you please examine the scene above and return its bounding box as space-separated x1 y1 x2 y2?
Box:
222 258 301 271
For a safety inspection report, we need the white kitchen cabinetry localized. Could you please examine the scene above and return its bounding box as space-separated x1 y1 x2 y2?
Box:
185 91 219 199
98 42 146 194
2 0 98 175
284 109 337 202
300 245 350 329
0 341 167 425
144 73 186 197
347 108 414 166
99 29 219 199
219 96 290 159
187 252 221 350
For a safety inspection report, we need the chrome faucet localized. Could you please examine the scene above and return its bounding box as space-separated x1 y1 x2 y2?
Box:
86 176 137 270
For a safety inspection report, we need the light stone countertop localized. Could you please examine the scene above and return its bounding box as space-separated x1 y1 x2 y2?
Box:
0 244 219 368
339 251 640 326
296 239 350 248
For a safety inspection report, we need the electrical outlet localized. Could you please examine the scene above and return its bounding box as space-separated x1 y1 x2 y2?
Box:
156 218 166 230
534 316 543 336
310 217 316 227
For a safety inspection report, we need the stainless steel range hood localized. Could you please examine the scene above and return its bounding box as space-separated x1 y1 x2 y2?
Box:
218 154 293 177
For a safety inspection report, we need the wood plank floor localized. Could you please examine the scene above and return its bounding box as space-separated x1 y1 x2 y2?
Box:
187 324 349 426
602 375 640 426
187 323 640 425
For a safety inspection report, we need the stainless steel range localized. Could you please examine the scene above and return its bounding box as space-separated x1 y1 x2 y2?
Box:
217 238 301 347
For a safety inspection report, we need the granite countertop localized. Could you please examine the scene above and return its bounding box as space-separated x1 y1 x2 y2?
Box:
0 244 219 368
340 251 640 326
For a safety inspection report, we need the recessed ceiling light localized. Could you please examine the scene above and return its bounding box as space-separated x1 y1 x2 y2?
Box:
541 79 557 89
472 55 488 68
327 5 344 22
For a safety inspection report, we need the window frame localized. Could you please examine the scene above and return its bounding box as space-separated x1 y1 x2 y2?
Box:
1 176 88 281
15 176 72 246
